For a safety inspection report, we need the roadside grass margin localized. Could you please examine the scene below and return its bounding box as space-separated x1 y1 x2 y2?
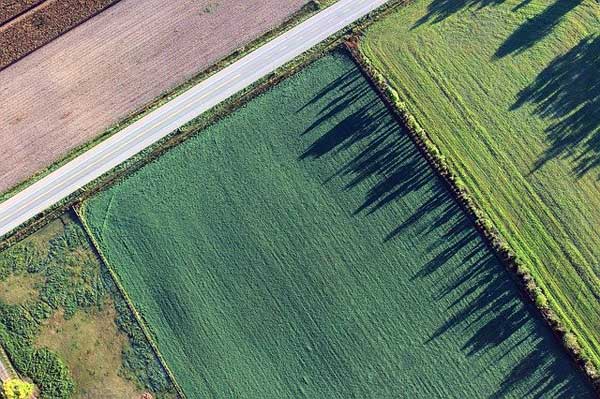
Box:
0 0 334 205
0 0 404 250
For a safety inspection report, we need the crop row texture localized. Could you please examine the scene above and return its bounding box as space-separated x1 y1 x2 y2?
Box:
0 0 119 70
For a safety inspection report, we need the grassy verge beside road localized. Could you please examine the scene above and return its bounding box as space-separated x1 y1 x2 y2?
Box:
0 0 333 205
361 0 600 372
0 0 398 253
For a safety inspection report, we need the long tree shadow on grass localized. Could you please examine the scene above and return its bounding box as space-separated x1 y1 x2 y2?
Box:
495 0 583 58
412 0 507 27
512 35 600 177
300 75 443 236
491 339 590 398
411 0 540 27
300 61 592 396
412 0 582 60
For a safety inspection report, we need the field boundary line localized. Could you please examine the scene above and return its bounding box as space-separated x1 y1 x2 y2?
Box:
0 0 46 27
347 36 600 392
73 205 187 399
0 0 121 71
0 0 122 71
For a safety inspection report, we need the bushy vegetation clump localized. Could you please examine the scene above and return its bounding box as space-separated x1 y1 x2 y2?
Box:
1 379 34 399
0 216 174 398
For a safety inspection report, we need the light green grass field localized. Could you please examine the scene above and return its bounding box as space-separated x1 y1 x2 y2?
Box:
361 0 600 367
82 52 592 398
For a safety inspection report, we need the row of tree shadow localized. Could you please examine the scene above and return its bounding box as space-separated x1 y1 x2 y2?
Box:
414 0 582 58
515 35 600 176
299 66 592 396
416 0 599 177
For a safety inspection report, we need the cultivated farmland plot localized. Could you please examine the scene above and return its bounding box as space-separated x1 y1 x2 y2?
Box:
82 52 592 398
361 0 600 369
0 0 120 69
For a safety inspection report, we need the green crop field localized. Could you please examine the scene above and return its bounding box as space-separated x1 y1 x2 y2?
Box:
82 52 592 398
361 0 600 367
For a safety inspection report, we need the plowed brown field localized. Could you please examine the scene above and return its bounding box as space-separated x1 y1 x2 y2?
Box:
0 0 44 25
0 0 308 194
0 0 120 70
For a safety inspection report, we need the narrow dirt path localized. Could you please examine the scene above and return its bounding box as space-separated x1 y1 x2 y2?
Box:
0 358 11 381
0 346 15 381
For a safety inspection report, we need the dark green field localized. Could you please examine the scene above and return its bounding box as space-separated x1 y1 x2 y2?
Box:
361 0 600 366
82 52 592 398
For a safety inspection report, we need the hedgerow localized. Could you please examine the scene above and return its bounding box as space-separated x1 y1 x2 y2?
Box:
348 29 600 390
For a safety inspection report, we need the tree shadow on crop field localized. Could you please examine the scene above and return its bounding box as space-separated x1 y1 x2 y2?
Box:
411 0 539 27
299 58 591 396
300 69 444 239
491 339 591 398
512 35 600 177
494 0 583 58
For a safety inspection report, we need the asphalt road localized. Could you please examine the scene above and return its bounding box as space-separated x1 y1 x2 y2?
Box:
0 0 389 238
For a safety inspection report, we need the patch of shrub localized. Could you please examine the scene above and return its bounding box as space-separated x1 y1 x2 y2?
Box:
0 217 174 397
535 292 548 308
564 332 582 354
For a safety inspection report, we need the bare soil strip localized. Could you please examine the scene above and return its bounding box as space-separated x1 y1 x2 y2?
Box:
0 0 120 69
0 0 308 194
0 0 45 25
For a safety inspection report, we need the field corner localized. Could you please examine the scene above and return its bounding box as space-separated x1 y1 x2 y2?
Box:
72 204 187 399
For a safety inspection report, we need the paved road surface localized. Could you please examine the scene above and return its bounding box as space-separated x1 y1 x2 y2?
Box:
0 0 389 238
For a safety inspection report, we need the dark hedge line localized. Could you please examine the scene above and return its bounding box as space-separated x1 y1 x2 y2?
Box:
345 37 600 393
